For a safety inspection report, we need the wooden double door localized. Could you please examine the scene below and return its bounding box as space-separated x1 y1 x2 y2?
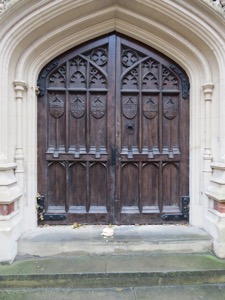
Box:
38 33 189 224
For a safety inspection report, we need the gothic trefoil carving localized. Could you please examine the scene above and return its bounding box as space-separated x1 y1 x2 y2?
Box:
70 56 86 67
142 72 158 88
90 66 107 88
70 56 87 88
70 71 86 87
142 58 159 89
49 94 64 118
142 58 159 70
122 49 138 67
70 96 85 118
122 68 138 89
49 65 66 86
162 66 178 89
90 48 108 66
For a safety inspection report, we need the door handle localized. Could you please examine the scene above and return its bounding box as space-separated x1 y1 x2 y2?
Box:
111 147 116 165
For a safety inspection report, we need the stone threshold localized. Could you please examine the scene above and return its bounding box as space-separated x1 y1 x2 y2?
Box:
17 224 212 257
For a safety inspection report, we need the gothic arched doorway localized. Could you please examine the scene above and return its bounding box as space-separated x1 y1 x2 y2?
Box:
37 33 189 225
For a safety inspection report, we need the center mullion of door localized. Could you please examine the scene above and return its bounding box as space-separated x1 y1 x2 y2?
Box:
107 34 117 223
114 35 122 224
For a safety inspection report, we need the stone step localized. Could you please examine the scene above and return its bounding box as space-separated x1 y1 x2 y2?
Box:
1 285 225 300
1 254 225 289
0 284 225 300
17 225 212 257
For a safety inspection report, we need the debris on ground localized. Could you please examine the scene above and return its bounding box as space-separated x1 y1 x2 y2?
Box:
72 222 82 229
101 227 114 237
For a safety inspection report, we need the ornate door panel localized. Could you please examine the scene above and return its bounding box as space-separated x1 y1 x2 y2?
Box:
38 33 189 224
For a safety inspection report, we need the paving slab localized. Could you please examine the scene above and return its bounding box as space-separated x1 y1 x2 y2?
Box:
17 225 212 257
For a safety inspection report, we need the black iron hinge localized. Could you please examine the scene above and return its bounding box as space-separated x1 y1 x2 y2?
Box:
161 196 190 221
36 194 66 221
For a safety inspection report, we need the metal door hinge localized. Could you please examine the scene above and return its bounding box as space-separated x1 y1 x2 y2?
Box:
36 194 66 222
161 196 190 221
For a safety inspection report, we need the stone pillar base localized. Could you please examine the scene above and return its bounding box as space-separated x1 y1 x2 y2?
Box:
0 161 23 262
211 218 225 258
206 162 225 258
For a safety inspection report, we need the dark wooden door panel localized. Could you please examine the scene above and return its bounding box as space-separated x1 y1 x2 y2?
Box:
113 35 189 224
38 33 189 224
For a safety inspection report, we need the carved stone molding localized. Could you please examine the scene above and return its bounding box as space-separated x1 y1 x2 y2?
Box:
202 82 214 101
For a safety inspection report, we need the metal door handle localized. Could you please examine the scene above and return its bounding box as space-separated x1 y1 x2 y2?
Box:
111 147 116 165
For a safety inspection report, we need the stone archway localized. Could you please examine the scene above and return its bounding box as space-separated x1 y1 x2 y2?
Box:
1 0 225 261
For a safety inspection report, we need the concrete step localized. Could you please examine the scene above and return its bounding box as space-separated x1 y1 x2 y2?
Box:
17 225 212 257
1 284 225 300
0 254 225 289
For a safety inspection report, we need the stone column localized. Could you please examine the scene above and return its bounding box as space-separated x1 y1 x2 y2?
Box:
202 83 214 229
13 81 27 190
202 83 214 173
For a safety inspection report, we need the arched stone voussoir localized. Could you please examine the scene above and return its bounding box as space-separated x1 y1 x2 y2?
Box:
0 0 223 83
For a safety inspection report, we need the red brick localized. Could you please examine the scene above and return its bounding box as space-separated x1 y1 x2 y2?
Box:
214 201 225 213
0 203 14 216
